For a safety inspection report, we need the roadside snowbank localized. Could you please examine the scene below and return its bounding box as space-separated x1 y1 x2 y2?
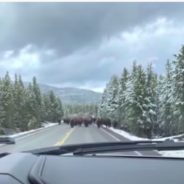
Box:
160 150 184 158
155 134 184 157
153 134 184 142
42 122 59 128
108 127 148 141
108 126 184 142
0 122 58 147
107 127 184 157
9 122 58 138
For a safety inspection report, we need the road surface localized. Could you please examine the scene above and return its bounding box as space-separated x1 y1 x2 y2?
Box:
0 124 158 156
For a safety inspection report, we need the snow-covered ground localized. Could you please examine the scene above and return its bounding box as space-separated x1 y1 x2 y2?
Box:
107 126 184 158
5 122 58 138
153 134 184 142
160 150 184 158
0 122 59 147
108 127 148 141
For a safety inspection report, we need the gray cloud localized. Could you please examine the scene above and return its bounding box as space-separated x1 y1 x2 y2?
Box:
1 3 184 91
1 3 184 54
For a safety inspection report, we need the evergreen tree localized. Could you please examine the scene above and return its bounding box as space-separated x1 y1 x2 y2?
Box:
26 83 39 129
118 68 129 125
42 93 50 121
0 72 14 128
103 75 119 121
159 61 176 136
0 79 5 128
99 45 184 137
32 76 42 124
99 88 108 118
26 77 43 129
55 97 64 122
173 46 184 133
143 64 157 138
129 65 147 137
48 90 58 122
0 73 64 132
13 74 27 130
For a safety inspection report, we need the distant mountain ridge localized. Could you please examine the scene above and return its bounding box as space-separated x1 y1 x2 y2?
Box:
38 84 102 105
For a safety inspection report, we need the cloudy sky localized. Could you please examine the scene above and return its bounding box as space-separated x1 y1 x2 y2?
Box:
1 3 184 92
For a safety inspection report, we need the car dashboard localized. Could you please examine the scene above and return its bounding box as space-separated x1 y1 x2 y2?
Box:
0 153 184 184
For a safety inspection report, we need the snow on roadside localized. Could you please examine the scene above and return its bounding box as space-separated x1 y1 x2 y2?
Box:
42 122 59 128
107 126 184 158
160 150 184 158
0 122 58 147
9 122 58 138
108 127 148 141
157 133 184 157
107 126 184 142
152 134 184 141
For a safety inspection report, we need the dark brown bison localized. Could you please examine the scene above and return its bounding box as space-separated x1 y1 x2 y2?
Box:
63 118 70 124
95 118 112 128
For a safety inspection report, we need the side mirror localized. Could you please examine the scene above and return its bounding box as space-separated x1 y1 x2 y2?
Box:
0 136 15 144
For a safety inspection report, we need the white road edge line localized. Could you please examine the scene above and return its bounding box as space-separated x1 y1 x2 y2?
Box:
101 128 120 142
101 128 143 156
134 151 143 156
16 130 45 140
152 150 160 154
16 125 59 140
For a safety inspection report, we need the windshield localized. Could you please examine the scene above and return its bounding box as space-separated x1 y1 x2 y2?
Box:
0 2 184 158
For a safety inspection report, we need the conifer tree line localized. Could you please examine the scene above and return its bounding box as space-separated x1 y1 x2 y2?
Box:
0 73 63 131
99 46 184 138
64 104 98 117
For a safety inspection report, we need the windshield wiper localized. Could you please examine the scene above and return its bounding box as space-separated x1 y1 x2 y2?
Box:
73 140 184 155
27 140 184 155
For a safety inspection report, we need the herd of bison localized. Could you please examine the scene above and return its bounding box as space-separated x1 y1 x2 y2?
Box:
63 116 129 131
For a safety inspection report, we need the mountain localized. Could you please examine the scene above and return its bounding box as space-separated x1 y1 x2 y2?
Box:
38 84 102 105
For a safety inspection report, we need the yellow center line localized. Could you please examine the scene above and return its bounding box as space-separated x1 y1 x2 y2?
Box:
55 128 75 146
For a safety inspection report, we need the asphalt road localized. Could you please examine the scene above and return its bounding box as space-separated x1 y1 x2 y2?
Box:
0 124 159 156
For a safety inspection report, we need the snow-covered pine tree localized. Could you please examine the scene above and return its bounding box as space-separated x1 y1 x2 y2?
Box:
18 75 31 131
123 65 137 131
26 78 42 129
105 75 119 122
143 64 158 138
32 77 42 125
13 74 28 131
118 68 129 126
0 78 5 129
173 46 184 133
156 75 164 135
48 90 59 122
26 83 37 129
98 75 119 124
98 88 108 118
0 73 64 131
0 72 15 128
129 64 147 137
42 93 50 121
55 97 64 122
158 61 176 136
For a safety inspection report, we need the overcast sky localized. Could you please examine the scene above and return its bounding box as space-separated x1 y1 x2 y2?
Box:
1 3 184 92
